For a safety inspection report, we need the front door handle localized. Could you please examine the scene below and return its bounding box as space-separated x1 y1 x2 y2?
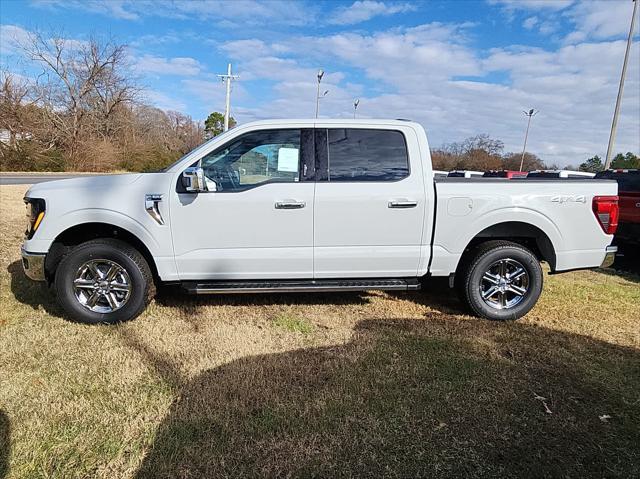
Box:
275 200 306 209
388 200 418 208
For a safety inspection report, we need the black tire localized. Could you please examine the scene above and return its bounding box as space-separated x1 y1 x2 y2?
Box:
460 240 543 321
54 238 154 324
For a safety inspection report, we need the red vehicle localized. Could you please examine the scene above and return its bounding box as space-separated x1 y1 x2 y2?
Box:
482 170 528 179
595 169 640 244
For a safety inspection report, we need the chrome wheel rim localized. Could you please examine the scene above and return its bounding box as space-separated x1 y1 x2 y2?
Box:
480 258 529 310
73 259 132 313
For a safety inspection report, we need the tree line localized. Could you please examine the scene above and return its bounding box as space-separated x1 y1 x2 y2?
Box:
431 134 639 173
0 31 212 172
0 32 637 173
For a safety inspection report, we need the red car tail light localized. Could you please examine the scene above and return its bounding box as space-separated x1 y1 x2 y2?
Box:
592 195 619 235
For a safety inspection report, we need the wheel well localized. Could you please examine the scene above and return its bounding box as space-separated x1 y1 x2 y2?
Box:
458 222 556 272
46 223 158 281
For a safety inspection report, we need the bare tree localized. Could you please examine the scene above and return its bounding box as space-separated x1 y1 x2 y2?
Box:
17 31 138 168
432 134 504 171
432 135 547 172
0 70 60 170
503 152 544 171
0 71 34 150
167 110 204 153
3 28 205 172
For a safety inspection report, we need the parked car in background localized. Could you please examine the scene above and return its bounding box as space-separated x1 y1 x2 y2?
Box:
448 170 484 178
21 119 619 324
433 170 449 177
527 170 595 179
483 170 528 179
594 169 640 245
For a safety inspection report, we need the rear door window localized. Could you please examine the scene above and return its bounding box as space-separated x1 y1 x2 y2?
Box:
327 129 409 182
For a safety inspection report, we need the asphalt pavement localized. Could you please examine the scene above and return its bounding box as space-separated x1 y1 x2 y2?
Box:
0 174 88 185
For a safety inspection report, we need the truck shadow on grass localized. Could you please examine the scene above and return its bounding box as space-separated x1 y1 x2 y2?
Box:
0 410 9 479
610 242 640 277
7 260 62 317
125 318 640 479
154 284 375 309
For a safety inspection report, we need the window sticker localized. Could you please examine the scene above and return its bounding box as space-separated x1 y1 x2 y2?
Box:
277 147 299 172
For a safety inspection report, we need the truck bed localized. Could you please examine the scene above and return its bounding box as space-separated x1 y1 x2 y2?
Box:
429 177 617 276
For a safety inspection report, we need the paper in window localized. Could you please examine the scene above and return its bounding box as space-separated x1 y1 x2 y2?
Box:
277 147 299 172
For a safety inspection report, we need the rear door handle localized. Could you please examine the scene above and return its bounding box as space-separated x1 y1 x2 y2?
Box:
388 200 418 208
275 200 306 209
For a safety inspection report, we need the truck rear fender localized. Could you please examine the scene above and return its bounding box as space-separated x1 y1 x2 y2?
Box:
436 208 562 274
460 221 557 271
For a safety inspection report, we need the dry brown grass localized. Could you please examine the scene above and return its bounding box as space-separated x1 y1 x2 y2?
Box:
0 184 638 478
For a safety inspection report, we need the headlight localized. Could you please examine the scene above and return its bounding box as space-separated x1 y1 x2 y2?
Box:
24 198 46 239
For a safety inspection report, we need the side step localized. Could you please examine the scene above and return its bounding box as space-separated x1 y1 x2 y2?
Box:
182 278 421 295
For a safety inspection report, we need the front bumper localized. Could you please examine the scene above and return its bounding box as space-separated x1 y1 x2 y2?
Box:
21 246 46 281
600 245 617 268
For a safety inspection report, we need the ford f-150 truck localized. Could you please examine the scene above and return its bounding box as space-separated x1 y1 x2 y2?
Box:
21 120 619 324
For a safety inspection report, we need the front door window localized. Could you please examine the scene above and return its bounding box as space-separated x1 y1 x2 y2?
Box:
200 129 301 192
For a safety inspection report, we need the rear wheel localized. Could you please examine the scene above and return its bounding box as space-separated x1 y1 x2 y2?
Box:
460 241 543 320
54 239 154 324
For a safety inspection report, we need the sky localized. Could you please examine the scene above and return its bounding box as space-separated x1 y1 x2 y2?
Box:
1 0 639 166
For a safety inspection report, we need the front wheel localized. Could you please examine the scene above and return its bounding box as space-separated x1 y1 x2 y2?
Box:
460 241 543 321
54 239 154 324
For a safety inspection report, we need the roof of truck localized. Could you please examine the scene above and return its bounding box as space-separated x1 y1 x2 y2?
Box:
233 118 420 128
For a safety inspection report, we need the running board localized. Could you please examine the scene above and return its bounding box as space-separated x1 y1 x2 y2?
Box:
182 278 421 295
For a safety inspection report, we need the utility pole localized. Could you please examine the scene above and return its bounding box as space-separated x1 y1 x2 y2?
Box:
217 63 239 132
353 99 360 119
520 109 537 172
604 0 637 170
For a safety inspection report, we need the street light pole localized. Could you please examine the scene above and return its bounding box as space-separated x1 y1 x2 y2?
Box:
520 109 537 172
315 69 324 119
604 0 637 170
217 63 239 132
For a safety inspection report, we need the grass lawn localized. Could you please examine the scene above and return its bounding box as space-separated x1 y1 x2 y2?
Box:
1 184 639 478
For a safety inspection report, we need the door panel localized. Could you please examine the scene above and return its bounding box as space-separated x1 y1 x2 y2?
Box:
314 182 424 277
313 127 426 278
170 128 314 280
171 184 314 280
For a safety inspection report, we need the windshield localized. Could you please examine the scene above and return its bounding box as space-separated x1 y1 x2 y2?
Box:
159 128 238 172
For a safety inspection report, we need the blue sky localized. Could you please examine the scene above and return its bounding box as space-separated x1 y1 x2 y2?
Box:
1 0 638 165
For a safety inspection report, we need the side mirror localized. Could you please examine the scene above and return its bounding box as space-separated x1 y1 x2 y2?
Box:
182 167 207 192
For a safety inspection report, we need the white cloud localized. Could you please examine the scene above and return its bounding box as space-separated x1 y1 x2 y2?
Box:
34 0 139 20
0 24 31 55
134 55 202 76
538 21 557 35
181 78 249 113
488 0 574 12
221 22 481 89
329 1 416 25
522 16 538 30
219 21 638 166
220 39 291 61
564 0 638 43
144 90 187 112
32 0 315 26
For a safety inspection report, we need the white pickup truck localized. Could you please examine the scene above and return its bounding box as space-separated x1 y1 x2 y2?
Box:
21 120 619 324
